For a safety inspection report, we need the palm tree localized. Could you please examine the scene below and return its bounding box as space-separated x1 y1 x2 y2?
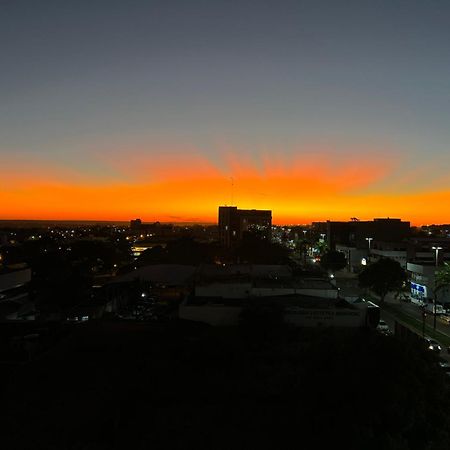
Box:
432 262 450 329
435 262 450 291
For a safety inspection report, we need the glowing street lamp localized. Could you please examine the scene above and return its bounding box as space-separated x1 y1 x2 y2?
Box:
432 246 442 267
431 246 443 330
365 237 373 249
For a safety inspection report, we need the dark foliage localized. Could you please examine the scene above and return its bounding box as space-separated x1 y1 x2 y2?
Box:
235 233 290 264
320 249 347 273
137 237 222 266
359 257 407 302
2 321 450 450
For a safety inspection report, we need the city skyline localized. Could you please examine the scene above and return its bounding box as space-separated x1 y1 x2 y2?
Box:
2 1 450 225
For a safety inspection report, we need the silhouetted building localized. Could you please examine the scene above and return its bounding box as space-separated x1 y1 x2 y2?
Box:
218 206 272 247
130 218 142 230
326 218 410 250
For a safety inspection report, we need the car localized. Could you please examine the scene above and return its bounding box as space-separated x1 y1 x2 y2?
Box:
440 315 450 325
398 294 410 303
438 361 450 378
438 360 450 369
411 298 425 307
376 319 389 332
424 303 445 315
424 337 442 353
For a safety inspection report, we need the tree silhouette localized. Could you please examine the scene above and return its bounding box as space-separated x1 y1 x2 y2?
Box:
235 232 290 264
359 258 407 303
320 250 347 274
436 262 450 293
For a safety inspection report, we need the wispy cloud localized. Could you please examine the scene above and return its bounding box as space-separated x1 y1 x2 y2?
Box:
1 142 447 224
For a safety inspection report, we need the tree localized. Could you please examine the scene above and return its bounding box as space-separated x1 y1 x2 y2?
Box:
315 239 328 255
235 233 290 264
434 263 450 326
435 262 450 293
358 258 407 303
320 250 347 274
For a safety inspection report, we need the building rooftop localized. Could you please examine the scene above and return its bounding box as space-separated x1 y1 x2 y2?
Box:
114 264 196 286
185 293 355 309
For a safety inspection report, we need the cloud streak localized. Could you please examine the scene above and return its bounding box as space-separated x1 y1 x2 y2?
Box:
0 145 447 225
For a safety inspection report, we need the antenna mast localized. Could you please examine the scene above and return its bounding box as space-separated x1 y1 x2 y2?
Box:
230 177 234 205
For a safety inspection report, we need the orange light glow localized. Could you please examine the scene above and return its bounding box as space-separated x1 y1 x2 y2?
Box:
1 151 449 225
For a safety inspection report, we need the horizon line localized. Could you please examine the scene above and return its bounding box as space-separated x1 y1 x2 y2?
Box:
0 217 447 227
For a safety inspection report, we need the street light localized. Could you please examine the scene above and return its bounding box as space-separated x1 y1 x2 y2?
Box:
422 310 427 338
365 237 373 249
431 246 443 330
432 246 442 267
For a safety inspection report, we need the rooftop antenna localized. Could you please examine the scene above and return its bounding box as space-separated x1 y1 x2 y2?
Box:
230 177 234 206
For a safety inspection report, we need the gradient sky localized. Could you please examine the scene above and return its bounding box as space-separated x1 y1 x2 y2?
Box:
2 0 450 224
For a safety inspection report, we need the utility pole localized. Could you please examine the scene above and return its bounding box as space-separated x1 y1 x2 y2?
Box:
366 237 373 263
432 246 442 330
422 311 427 338
230 177 234 205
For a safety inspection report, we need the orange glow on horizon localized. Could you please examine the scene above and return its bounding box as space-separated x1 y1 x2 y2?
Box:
1 150 449 226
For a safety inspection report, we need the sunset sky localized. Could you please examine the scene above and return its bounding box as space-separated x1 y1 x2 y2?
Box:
2 0 450 225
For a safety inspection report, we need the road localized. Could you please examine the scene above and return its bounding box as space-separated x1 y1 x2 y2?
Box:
334 274 450 360
381 299 450 362
386 298 450 338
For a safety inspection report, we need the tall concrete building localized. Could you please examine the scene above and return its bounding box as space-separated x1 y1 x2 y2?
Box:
218 206 272 247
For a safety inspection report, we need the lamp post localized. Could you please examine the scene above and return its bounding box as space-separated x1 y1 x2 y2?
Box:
422 310 427 338
432 246 443 330
432 246 442 267
366 237 373 262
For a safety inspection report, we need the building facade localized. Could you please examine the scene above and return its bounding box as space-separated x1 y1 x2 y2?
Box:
218 206 272 247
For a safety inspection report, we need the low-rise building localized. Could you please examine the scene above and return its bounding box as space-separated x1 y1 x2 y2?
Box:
407 262 450 306
0 265 31 303
179 293 379 328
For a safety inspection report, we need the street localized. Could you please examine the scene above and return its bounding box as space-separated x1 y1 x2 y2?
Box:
381 297 450 362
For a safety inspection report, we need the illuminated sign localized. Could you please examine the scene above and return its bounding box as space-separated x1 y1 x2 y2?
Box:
411 282 427 297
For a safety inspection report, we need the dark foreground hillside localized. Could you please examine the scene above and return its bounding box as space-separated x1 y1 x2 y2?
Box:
2 320 450 450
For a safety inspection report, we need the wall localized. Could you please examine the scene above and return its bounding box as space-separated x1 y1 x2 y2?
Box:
195 282 252 298
179 304 243 326
284 307 365 327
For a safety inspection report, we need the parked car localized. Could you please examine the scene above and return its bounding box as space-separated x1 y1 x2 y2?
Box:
424 303 445 315
440 315 450 325
398 294 410 303
411 297 425 307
